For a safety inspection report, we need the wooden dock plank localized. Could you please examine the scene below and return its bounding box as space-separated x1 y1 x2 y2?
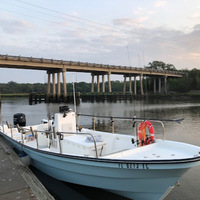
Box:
0 135 54 200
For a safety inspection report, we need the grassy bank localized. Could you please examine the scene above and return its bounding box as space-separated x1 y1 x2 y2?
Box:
1 93 29 97
1 92 200 98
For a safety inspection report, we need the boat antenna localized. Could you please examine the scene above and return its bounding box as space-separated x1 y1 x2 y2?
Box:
73 73 77 113
46 103 51 120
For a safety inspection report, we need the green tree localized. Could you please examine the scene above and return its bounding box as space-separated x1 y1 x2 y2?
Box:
147 61 176 71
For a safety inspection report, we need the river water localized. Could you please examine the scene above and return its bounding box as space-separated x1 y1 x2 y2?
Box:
0 97 200 200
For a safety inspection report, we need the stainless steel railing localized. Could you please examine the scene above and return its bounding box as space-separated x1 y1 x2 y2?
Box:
1 122 99 158
77 113 183 142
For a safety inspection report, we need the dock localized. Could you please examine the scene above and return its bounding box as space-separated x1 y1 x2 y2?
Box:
29 92 144 104
81 93 143 102
0 135 55 200
29 93 81 105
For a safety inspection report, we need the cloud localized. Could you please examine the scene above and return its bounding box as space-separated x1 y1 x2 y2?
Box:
72 11 78 16
189 52 200 58
193 24 200 31
1 13 200 71
192 12 200 19
155 1 167 8
112 17 149 28
134 7 155 16
0 18 33 34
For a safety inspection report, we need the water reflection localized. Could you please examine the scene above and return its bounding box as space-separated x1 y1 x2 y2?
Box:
30 166 129 200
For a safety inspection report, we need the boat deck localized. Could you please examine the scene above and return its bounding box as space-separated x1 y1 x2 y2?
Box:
102 140 200 160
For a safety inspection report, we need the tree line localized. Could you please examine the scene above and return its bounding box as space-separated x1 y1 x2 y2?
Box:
0 81 124 94
0 62 200 94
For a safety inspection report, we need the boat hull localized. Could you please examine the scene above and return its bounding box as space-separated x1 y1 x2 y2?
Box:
1 132 199 200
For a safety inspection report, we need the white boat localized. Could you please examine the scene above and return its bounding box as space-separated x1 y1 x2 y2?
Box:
0 106 200 200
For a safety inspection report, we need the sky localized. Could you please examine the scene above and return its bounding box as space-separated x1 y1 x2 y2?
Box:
1 0 200 83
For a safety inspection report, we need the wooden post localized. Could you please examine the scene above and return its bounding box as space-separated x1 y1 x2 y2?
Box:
111 117 114 133
39 93 41 103
77 114 81 128
92 117 96 131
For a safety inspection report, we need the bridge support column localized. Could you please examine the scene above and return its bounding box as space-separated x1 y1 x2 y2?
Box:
102 75 105 93
62 69 67 99
47 71 51 100
149 78 151 92
140 74 144 95
97 75 100 93
107 72 112 93
52 73 56 101
91 73 94 93
164 76 167 93
144 76 147 94
123 75 126 93
0 86 1 109
134 76 137 95
159 78 162 93
57 72 61 101
154 78 156 93
129 75 132 93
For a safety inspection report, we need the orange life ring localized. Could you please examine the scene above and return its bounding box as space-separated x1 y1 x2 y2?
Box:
138 121 155 146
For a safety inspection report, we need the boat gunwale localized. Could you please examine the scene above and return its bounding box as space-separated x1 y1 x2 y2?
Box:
1 131 200 165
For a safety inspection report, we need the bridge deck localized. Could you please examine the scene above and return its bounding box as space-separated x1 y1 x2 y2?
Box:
0 54 183 77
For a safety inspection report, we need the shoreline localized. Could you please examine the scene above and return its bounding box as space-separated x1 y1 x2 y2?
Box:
1 92 200 99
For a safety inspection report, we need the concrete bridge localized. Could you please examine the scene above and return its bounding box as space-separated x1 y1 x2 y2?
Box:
0 54 184 99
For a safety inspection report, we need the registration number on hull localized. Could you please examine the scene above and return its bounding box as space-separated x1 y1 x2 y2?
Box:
118 163 149 169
